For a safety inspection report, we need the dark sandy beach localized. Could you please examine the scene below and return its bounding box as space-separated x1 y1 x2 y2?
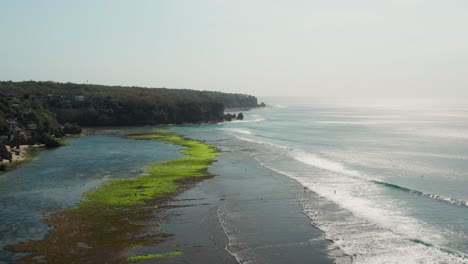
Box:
138 134 340 264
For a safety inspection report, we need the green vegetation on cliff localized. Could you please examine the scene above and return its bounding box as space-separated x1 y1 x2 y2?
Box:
0 80 259 150
1 81 258 127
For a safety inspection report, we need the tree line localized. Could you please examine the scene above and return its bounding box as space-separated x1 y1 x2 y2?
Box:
1 81 259 126
0 81 262 150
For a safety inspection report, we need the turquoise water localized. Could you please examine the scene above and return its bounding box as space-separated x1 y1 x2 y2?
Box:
0 135 180 263
202 98 468 263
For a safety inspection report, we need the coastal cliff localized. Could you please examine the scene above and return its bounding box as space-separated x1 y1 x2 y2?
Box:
0 81 261 147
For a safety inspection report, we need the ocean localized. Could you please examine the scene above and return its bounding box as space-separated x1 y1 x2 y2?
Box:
203 97 468 263
0 97 467 263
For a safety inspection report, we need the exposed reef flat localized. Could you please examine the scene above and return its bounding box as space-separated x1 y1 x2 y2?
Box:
10 131 220 263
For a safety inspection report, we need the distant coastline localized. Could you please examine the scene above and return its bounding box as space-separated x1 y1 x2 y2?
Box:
0 80 262 127
0 80 265 173
225 107 259 112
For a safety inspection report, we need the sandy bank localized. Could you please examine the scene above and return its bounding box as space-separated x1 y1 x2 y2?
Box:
2 145 29 163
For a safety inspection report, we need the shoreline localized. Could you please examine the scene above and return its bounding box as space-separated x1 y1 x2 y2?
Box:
5 145 30 163
224 106 259 112
0 130 88 176
10 131 221 263
0 145 43 176
0 110 255 176
148 129 339 264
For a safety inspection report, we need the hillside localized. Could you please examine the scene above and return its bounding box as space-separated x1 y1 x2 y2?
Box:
0 81 262 150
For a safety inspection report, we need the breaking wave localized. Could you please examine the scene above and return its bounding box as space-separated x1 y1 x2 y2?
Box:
220 128 253 135
374 181 468 207
229 133 468 263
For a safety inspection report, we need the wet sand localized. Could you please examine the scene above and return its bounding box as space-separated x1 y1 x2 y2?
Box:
137 148 337 263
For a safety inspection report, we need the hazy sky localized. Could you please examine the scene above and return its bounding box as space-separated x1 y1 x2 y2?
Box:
1 0 468 97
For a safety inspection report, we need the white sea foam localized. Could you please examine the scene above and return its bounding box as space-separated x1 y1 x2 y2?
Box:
256 158 468 263
230 134 468 263
218 114 265 125
217 206 254 264
229 118 265 123
319 149 465 181
273 104 288 108
261 160 435 237
234 134 468 206
230 135 289 150
289 150 368 179
417 192 468 207
227 114 265 124
220 128 253 135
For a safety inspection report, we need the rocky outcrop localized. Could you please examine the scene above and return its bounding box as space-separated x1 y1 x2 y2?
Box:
38 133 61 148
0 144 12 162
224 112 244 121
224 113 234 121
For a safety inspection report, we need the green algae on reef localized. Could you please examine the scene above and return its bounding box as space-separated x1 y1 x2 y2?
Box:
11 131 220 264
126 251 182 262
81 131 220 208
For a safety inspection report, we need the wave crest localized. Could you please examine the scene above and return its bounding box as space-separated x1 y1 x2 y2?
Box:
374 181 468 207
